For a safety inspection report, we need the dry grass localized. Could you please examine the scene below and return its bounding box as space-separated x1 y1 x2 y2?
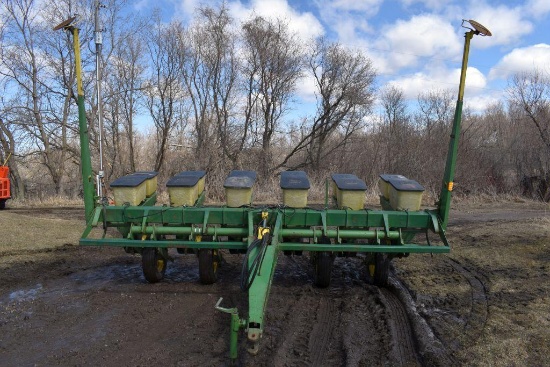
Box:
395 203 550 366
8 196 84 208
0 211 84 255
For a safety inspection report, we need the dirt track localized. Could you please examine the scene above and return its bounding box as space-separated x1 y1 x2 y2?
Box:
0 201 549 366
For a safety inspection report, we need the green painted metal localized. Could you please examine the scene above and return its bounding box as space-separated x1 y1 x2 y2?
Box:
215 298 247 363
324 179 329 209
79 238 449 253
79 206 448 251
247 213 281 347
280 228 402 239
195 190 206 206
142 193 158 206
128 225 249 237
438 30 474 230
278 243 449 253
72 28 95 222
80 206 445 244
82 206 438 228
80 238 246 249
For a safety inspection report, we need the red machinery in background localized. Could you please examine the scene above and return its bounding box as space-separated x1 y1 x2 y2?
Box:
0 153 11 209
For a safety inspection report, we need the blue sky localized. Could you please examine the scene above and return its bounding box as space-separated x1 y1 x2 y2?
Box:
133 0 550 113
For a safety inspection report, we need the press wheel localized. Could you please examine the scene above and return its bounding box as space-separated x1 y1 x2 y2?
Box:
313 251 333 288
198 249 220 285
370 253 389 287
142 248 167 283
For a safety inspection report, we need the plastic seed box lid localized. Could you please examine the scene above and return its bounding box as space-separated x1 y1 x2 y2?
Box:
280 171 310 189
166 175 201 187
110 174 148 188
129 171 158 178
389 179 424 192
379 174 407 182
331 173 357 182
332 174 367 191
175 170 206 179
224 170 257 189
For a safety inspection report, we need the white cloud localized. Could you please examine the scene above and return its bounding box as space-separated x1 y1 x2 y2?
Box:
455 66 488 96
133 0 150 11
171 0 324 42
464 93 500 114
295 74 317 103
399 0 454 11
384 65 498 113
227 0 324 41
373 15 462 73
173 0 202 21
489 44 550 80
525 0 550 18
314 0 381 43
387 66 487 101
465 4 533 48
315 0 382 15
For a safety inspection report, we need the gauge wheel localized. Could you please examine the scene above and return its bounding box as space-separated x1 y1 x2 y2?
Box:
198 249 220 285
142 248 167 283
313 251 333 288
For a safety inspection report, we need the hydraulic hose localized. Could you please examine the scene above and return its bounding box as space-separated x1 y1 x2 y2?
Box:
240 234 270 291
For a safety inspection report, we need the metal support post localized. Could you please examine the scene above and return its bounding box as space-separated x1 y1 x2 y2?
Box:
438 20 491 229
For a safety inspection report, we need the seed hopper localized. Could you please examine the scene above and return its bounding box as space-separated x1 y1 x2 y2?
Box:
55 18 491 362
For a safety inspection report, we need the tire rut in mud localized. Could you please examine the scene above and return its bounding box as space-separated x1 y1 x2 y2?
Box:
394 255 490 365
388 275 457 367
378 287 421 366
446 258 489 341
265 291 342 367
308 296 337 366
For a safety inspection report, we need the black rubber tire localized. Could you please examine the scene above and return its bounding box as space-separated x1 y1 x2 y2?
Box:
142 248 166 283
313 251 333 288
0 199 5 210
373 253 390 287
198 249 219 285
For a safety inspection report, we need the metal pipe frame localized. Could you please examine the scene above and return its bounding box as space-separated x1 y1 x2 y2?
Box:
80 205 449 253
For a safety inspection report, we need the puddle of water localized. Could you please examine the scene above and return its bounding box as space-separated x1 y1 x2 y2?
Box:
165 262 200 282
8 284 43 302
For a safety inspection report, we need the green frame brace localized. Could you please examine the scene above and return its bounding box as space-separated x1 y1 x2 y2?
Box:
80 205 450 254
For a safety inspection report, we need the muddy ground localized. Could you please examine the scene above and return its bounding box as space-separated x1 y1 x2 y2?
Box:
0 200 549 366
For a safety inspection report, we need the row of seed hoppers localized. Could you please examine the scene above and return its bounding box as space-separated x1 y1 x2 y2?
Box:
54 15 491 362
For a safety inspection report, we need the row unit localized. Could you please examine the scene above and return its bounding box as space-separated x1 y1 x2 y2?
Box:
109 170 425 211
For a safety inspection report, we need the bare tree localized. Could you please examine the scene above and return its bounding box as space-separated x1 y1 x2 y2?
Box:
381 86 408 128
144 17 187 172
306 39 375 170
241 16 303 177
416 89 453 135
181 4 239 170
379 85 413 174
0 0 81 194
202 6 239 167
273 39 376 171
508 70 550 199
508 70 550 153
413 89 454 188
103 26 146 176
